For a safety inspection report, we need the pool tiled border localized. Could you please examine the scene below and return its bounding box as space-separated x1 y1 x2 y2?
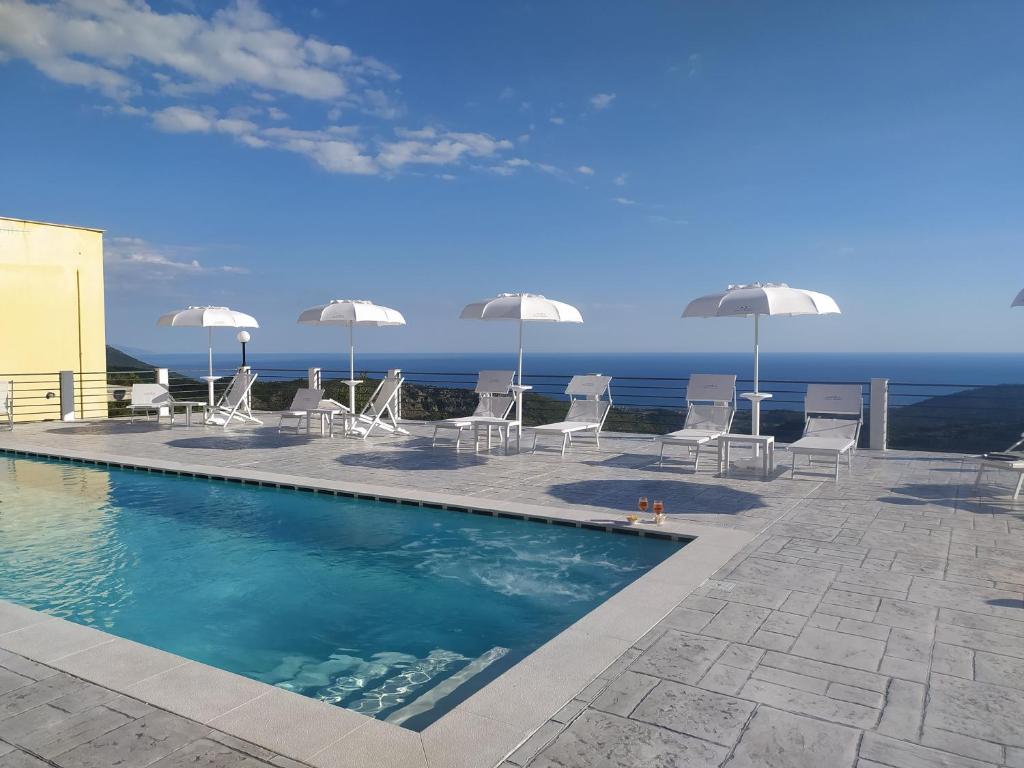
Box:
0 445 753 768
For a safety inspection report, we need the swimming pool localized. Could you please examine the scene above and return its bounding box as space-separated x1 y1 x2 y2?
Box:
0 455 681 730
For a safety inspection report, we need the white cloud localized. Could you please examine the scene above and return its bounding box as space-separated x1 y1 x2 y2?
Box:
499 86 515 100
152 106 214 133
589 92 616 110
0 0 540 180
377 130 512 170
612 196 637 206
0 0 398 103
614 173 628 186
105 236 248 279
549 116 565 125
283 138 378 175
576 165 595 176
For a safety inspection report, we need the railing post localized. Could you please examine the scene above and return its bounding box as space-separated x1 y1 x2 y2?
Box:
59 370 76 422
156 368 169 418
308 367 321 390
389 369 402 419
870 378 888 451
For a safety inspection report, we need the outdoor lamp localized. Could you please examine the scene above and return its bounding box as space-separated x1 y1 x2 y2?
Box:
237 330 251 367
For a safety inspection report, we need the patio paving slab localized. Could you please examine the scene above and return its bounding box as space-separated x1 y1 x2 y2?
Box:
0 419 1021 768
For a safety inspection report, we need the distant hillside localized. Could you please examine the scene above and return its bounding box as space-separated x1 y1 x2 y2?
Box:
100 346 1021 450
106 345 155 371
888 384 1024 453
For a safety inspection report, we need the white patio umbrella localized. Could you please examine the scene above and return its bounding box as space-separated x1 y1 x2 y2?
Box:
459 292 583 387
682 283 840 435
297 299 406 413
157 306 259 405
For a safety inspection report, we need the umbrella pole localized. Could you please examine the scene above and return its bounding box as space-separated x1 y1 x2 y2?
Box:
349 324 356 415
517 319 524 386
206 327 216 407
752 314 761 436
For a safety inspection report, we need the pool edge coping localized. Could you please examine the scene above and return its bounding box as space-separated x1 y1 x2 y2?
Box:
0 444 754 768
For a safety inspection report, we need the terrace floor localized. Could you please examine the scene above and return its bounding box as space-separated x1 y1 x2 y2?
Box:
1 417 1023 768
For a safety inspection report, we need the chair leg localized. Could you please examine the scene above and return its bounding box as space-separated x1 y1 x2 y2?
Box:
560 433 569 456
658 442 665 468
532 433 539 453
594 430 600 448
1014 473 1024 500
791 453 796 479
834 456 840 483
694 445 700 473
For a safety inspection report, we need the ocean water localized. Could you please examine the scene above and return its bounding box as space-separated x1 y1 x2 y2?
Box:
0 456 679 730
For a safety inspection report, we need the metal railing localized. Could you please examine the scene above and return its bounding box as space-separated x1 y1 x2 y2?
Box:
3 364 1020 454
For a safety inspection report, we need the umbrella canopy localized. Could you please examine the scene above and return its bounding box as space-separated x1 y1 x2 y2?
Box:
297 299 406 413
683 283 840 434
157 306 259 380
460 293 583 385
1012 289 1024 307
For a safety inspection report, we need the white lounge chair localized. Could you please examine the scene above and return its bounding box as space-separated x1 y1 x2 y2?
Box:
658 374 737 471
206 370 262 428
127 383 205 426
432 370 517 451
530 375 613 456
0 380 12 430
278 387 325 433
974 435 1024 499
348 370 408 439
788 384 863 481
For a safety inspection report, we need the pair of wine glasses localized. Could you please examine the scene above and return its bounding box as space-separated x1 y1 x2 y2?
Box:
637 497 664 515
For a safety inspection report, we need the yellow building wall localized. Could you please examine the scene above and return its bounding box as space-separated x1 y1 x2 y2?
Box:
0 217 107 421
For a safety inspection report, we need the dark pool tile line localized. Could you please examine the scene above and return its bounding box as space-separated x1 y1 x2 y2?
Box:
0 447 690 542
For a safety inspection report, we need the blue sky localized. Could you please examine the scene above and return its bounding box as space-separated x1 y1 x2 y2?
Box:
1 0 1022 356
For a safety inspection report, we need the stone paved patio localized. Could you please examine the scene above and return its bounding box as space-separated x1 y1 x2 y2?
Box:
0 648 307 767
1 417 1023 768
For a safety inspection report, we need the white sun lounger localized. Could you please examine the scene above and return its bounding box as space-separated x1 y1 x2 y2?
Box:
206 370 262 428
531 375 613 456
0 380 12 430
658 374 737 471
277 387 325 433
788 384 863 481
348 370 408 439
974 435 1024 499
432 370 517 451
127 383 205 426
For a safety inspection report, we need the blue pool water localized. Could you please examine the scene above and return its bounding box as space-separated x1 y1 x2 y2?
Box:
0 456 680 730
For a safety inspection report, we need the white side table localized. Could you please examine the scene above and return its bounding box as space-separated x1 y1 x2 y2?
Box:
172 401 206 427
200 376 221 407
307 408 346 437
718 434 775 478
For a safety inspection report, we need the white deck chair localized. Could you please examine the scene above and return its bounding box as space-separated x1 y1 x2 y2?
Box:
127 383 205 426
0 381 12 430
278 387 325 433
789 384 863 481
974 434 1024 499
432 370 516 451
206 370 262 428
531 375 613 456
658 374 737 470
348 371 408 440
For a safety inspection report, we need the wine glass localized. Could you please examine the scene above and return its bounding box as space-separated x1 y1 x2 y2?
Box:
637 496 649 514
652 500 664 516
